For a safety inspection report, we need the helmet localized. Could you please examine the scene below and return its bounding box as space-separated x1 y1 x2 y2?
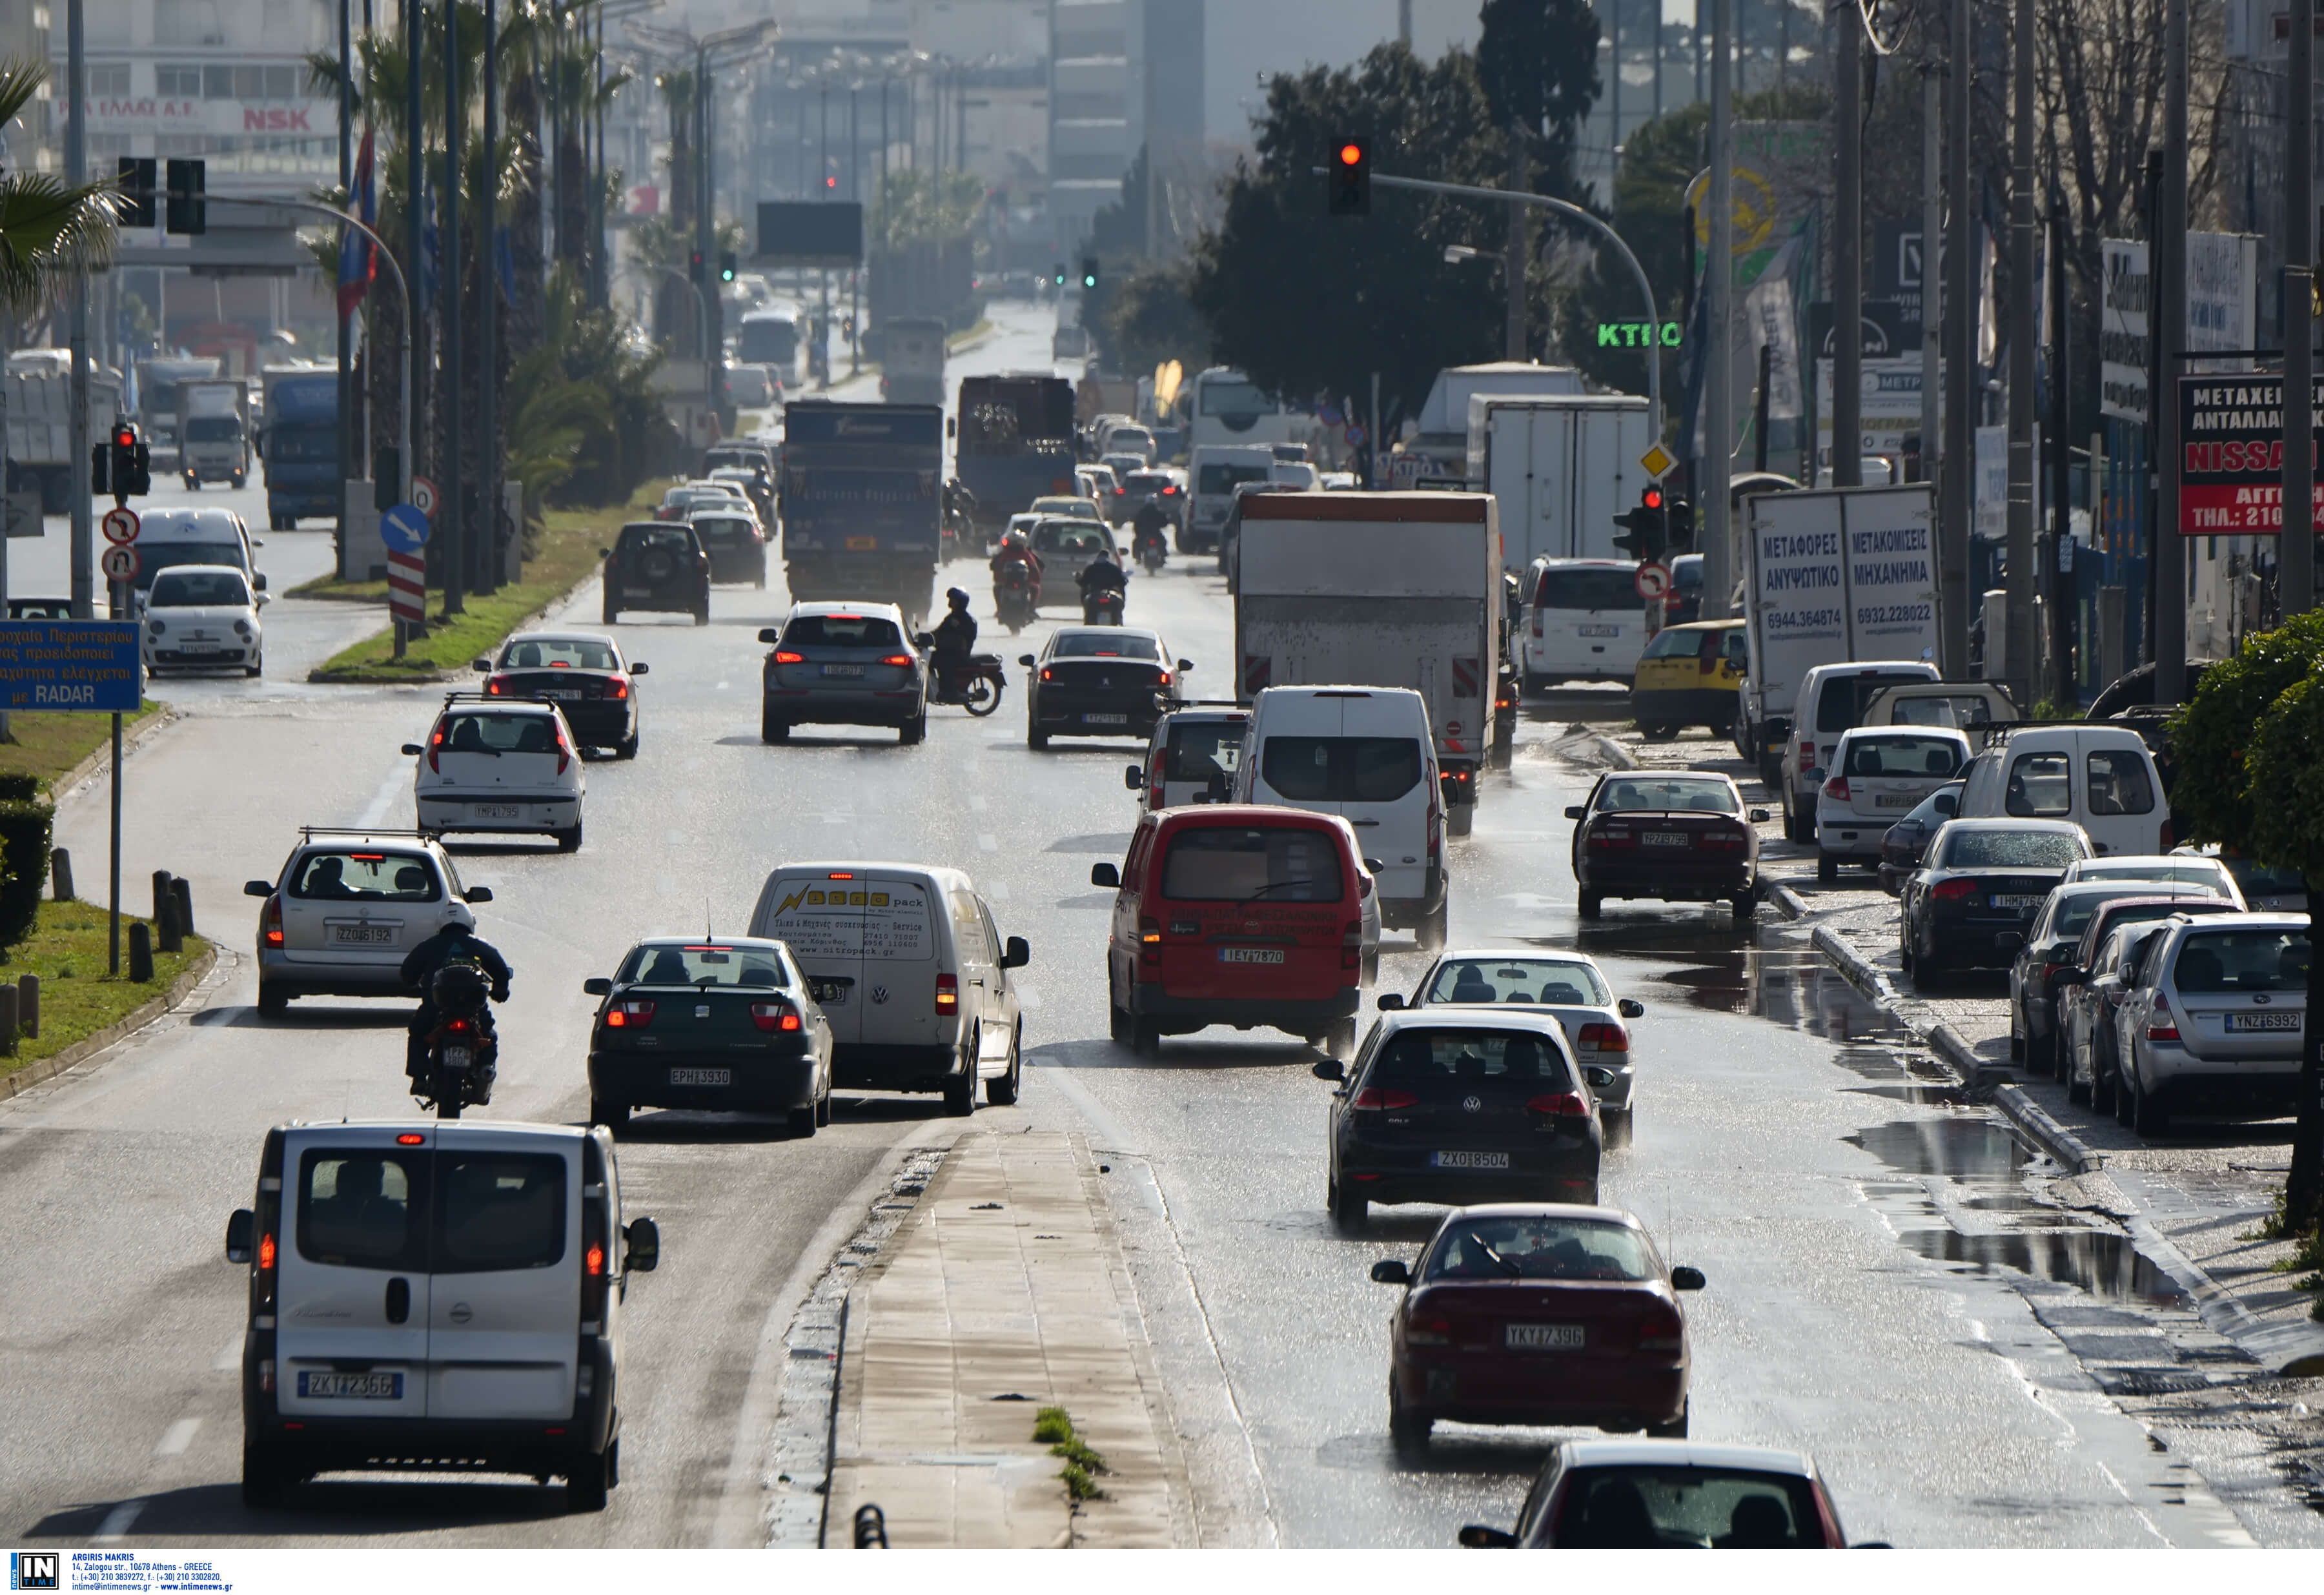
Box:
1001 529 1027 549
946 587 970 610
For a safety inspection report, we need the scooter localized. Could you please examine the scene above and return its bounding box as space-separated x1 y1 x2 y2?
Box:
931 653 1008 716
1134 525 1168 574
413 961 501 1120
994 567 1039 634
1082 583 1126 625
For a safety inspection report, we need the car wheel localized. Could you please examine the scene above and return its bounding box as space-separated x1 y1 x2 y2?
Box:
1784 802 1811 844
2130 1068 2172 1136
1330 1177 1367 1232
566 1448 611 1513
555 822 584 853
1418 896 1449 954
693 606 709 626
1646 1399 1690 1440
2110 1059 2136 1124
986 1029 1023 1105
2009 1008 2026 1062
899 713 926 745
761 706 790 744
589 1097 629 1133
615 733 639 760
2066 1049 2093 1105
1132 1016 1162 1059
245 656 263 678
1602 1106 1633 1149
256 981 289 1019
943 1059 977 1117
2093 1056 2119 1118
1577 891 1602 920
788 1104 819 1137
1028 725 1049 749
2029 1023 2057 1078
241 1443 292 1509
1817 850 1838 884
1388 1384 1430 1458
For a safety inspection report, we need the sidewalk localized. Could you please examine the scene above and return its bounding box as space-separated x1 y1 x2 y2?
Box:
823 1130 1189 1548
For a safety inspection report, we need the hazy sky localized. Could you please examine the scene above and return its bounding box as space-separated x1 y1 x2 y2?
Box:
1207 0 1481 143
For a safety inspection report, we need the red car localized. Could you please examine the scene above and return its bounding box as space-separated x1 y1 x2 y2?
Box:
1370 1203 1704 1454
1566 771 1766 924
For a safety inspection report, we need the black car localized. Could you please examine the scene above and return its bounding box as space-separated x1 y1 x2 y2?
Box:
584 935 834 1136
7 597 74 619
1315 1010 1602 1230
1900 818 2092 980
472 630 646 758
688 509 769 587
603 521 710 624
1875 780 1962 896
1019 625 1188 749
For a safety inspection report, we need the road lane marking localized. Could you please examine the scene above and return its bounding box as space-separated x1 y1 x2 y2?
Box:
154 1419 199 1457
1015 982 1043 1010
977 833 998 851
354 764 409 829
213 1336 240 1371
94 1498 145 1542
969 795 989 812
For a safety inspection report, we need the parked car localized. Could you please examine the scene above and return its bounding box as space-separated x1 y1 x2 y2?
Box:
243 828 494 1018
1953 724 2170 857
1126 705 1249 811
759 602 930 745
1779 661 1942 840
1567 771 1766 926
1813 727 1972 881
2112 913 2312 1134
1460 1440 1862 1549
2061 853 2244 907
2009 882 2227 1073
2057 897 2245 1111
403 695 587 851
1630 619 1744 738
1899 818 2093 979
1365 1205 1700 1453
602 521 710 625
471 631 644 759
1858 680 2020 731
1021 626 1187 749
1876 780 1964 896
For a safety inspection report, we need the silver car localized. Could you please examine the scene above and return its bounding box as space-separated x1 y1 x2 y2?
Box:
243 829 493 1017
758 601 929 745
2114 912 2312 1135
1030 516 1120 607
1383 950 1646 1144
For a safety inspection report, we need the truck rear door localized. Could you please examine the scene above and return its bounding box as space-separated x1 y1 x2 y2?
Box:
423 1133 580 1421
276 1129 432 1421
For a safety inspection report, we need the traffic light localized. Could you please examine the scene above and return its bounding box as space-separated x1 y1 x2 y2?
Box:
1052 263 1066 287
97 423 149 503
1611 485 1666 562
116 157 156 229
688 249 705 283
164 157 205 234
719 250 737 283
1328 136 1371 216
1663 496 1696 556
1080 256 1098 291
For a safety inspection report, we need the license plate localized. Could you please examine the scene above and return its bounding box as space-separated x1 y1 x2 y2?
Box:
670 1066 733 1085
442 1046 473 1070
1084 713 1128 725
1990 894 2043 911
297 1370 403 1400
1642 831 1686 846
1874 793 1916 808
626 586 653 596
542 688 582 700
2227 1011 2302 1031
1505 1323 1585 1350
178 645 224 656
331 925 394 945
1578 624 1620 638
1218 947 1285 964
846 536 879 551
473 802 520 819
1431 1150 1512 1170
821 664 864 677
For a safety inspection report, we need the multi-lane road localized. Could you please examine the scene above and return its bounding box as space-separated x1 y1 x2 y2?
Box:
1 302 2314 1550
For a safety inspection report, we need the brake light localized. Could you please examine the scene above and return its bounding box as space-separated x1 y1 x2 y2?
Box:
1932 877 1979 900
1822 775 1851 800
1575 1022 1629 1053
1590 829 1636 849
1527 1092 1591 1116
1157 670 1172 687
1342 919 1363 971
935 973 959 1015
1700 828 1745 849
606 675 630 700
1800 740 1814 769
1637 1308 1684 1353
2147 999 2179 1042
258 1231 276 1272
555 728 572 775
2159 818 2174 849
606 999 657 1030
1139 917 1161 964
1040 667 1053 682
396 1132 425 1145
751 1001 803 1033
263 893 283 947
428 724 445 774
485 675 507 695
1531 618 1543 638
1405 1316 1451 1346
879 653 913 667
1353 1087 1419 1110
774 649 804 664
447 1019 473 1036
586 1243 605 1278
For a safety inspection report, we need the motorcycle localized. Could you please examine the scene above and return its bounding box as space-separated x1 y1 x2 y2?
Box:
414 961 501 1120
1082 582 1126 625
994 567 1039 633
1134 525 1168 574
931 653 1007 716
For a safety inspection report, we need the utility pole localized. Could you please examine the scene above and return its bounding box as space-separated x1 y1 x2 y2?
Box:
405 0 422 559
1833 0 1862 488
2155 0 2189 704
1506 132 1528 361
336 0 352 557
2049 186 2075 703
442 0 464 616
1940 0 1974 678
480 0 499 594
67 0 90 620
1920 62 1941 491
2004 0 2037 707
1398 0 1412 46
2285 0 2317 616
1704 0 1734 620
1611 0 1622 171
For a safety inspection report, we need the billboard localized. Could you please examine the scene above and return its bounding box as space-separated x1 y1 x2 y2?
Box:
2100 233 2258 423
2177 372 2324 534
754 202 864 267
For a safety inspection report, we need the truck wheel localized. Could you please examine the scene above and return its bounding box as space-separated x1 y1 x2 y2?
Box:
1446 804 1473 838
1417 897 1449 954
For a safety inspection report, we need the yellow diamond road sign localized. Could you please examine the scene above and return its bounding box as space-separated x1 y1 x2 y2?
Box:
1639 443 1676 480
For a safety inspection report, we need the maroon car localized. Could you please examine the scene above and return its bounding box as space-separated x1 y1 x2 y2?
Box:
1370 1203 1706 1455
1567 771 1766 924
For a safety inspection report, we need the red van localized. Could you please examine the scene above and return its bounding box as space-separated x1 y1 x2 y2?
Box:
1092 804 1381 1058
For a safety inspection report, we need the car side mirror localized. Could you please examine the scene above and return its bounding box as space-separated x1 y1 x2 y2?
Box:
1377 993 1405 1011
1564 806 1584 819
1125 765 1146 791
584 977 613 996
1178 658 1194 672
1001 936 1030 970
1618 998 1645 1018
758 627 781 644
1019 653 1037 668
1458 1525 1519 1549
624 1216 660 1273
471 656 493 673
1748 808 1771 822
1369 1259 1411 1285
225 1208 254 1265
598 547 611 558
463 886 494 904
400 743 423 757
630 662 649 676
1090 862 1121 888
1312 1058 1347 1082
1671 1265 1707 1292
915 631 935 649
252 573 267 591
243 879 274 898
1584 1065 1616 1090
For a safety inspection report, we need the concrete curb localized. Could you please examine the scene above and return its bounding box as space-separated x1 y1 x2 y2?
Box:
1767 880 1812 921
1990 1082 2106 1177
0 940 216 1103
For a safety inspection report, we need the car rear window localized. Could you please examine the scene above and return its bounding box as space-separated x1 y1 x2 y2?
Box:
1939 828 2085 869
782 613 904 649
1165 720 1245 782
2223 857 2307 897
434 1152 566 1274
135 542 245 587
1261 737 1423 803
1535 566 1640 612
1816 671 1930 733
1423 1215 1647 1283
148 569 250 607
1034 521 1111 554
1549 1467 1824 1549
1197 462 1270 495
693 516 756 542
438 712 562 754
1159 826 1345 903
1054 632 1160 659
1126 472 1173 491
1596 776 1739 814
290 850 440 900
623 523 695 551
1424 959 1611 1006
500 638 617 671
1886 692 2003 728
1843 735 1962 778
1372 1026 1572 1086
2086 748 2156 815
2172 929 2312 993
2081 900 2229 962
617 942 790 988
2004 751 2073 816
298 1148 426 1270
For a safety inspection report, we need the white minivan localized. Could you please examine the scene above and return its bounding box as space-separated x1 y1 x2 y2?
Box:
1954 724 2171 857
1522 558 1649 689
748 862 1030 1113
1232 686 1448 949
1779 660 1942 839
1187 443 1277 553
226 1119 659 1510
127 505 264 613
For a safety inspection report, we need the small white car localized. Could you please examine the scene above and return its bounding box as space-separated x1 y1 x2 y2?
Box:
404 695 587 851
2061 854 2246 907
1813 726 1972 880
142 562 265 675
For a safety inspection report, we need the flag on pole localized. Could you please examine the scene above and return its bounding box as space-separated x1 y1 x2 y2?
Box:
337 127 377 320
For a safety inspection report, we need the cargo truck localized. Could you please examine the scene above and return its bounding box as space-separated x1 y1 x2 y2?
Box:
178 378 251 489
255 366 340 529
878 316 947 407
953 374 1077 541
5 349 123 513
1464 392 1653 569
136 354 223 471
779 400 943 619
1233 491 1504 835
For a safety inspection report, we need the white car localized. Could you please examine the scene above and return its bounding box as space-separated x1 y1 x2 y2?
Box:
142 563 265 675
2062 853 2245 907
1813 726 1972 880
404 695 587 851
243 828 493 1017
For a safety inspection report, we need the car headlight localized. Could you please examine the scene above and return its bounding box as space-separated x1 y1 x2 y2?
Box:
146 620 165 638
233 618 253 638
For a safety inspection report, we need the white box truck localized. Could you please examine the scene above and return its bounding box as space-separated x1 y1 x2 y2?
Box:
1738 482 1941 787
178 378 252 488
5 349 123 513
1392 361 1584 487
1464 392 1654 569
1233 491 1503 835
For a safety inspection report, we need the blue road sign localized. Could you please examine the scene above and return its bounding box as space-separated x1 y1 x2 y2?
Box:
381 503 431 554
0 620 143 712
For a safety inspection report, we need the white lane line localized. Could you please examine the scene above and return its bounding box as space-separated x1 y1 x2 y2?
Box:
968 794 989 812
154 1418 199 1457
1015 982 1043 1010
665 828 684 845
977 833 998 852
94 1498 146 1542
984 881 1010 900
354 764 409 830
716 680 731 691
213 1336 241 1371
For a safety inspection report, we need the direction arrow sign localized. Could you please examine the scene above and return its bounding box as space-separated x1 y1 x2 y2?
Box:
380 503 431 554
1639 443 1676 480
100 545 140 582
101 507 139 545
409 475 440 518
1634 560 1671 602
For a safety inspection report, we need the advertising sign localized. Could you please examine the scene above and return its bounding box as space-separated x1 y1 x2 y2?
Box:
2177 372 2324 534
2101 233 2259 423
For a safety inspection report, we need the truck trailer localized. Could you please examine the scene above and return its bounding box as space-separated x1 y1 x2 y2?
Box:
256 366 340 529
5 350 123 513
779 400 943 619
178 378 252 489
1464 392 1653 570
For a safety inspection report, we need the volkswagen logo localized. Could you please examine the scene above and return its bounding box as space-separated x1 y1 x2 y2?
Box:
869 985 890 1005
2253 993 2272 1004
1463 1095 1483 1113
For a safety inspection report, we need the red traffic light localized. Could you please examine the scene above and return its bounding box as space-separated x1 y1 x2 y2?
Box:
824 175 837 189
1338 143 1363 166
1642 487 1664 510
115 427 135 449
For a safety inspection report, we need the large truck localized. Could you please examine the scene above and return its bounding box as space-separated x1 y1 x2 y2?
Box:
255 366 340 529
779 400 943 619
1464 392 1653 570
877 317 947 407
5 349 123 513
1392 361 1583 487
178 378 251 489
1738 482 1941 786
952 374 1077 540
1234 491 1504 835
135 354 223 471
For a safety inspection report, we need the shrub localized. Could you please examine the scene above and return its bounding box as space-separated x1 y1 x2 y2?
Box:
0 787 44 952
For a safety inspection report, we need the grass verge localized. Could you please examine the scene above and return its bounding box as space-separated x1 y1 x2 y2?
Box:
303 480 672 681
0 899 207 1081
0 700 165 794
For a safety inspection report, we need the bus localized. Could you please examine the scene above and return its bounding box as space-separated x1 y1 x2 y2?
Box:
738 309 802 377
1188 366 1307 451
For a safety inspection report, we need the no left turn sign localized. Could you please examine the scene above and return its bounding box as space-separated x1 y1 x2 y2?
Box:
101 507 139 545
1634 561 1671 602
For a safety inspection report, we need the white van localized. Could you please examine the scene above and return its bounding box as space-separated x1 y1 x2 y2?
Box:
128 505 263 612
1954 724 2171 857
1779 660 1942 839
1232 686 1447 949
747 862 1030 1113
1188 443 1277 553
226 1119 658 1510
1522 558 1649 688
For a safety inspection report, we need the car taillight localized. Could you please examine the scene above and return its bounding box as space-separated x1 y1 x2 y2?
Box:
606 675 630 700
2159 818 2174 849
1139 917 1161 964
1637 1309 1685 1354
263 893 283 947
1405 1316 1451 1346
258 1230 276 1272
1157 670 1172 687
1342 919 1363 971
1590 829 1636 849
774 649 804 664
1932 877 1979 900
1700 828 1745 849
2148 999 2179 1042
1822 775 1851 800
428 724 445 774
1575 1022 1629 1053
2041 962 2065 982
1531 618 1543 637
750 1000 802 1032
879 654 913 667
935 973 959 1015
485 675 507 695
1353 1087 1419 1110
1527 1092 1591 1116
1040 667 1054 682
581 1200 608 1321
606 999 656 1030
555 729 572 775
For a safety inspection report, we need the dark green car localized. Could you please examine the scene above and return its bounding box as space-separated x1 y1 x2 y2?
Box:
584 937 833 1135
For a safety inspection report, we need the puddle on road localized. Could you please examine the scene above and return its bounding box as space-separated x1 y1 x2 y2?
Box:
1897 1227 2188 1305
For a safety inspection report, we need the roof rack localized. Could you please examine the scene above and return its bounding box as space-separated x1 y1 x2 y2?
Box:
439 689 553 708
1970 718 2095 751
298 825 426 840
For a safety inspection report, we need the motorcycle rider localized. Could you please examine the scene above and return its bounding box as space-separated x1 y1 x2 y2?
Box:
1132 496 1170 565
1078 543 1130 619
990 528 1043 593
929 587 977 696
400 919 513 1099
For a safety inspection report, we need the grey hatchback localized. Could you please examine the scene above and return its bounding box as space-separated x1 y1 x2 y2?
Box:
759 602 928 745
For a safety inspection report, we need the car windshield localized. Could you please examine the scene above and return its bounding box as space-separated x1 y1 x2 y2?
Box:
1547 1467 1826 1549
1262 737 1423 803
1165 719 1245 782
1159 826 1344 903
1422 1215 1648 1283
289 849 441 901
2172 929 2312 993
616 942 790 988
1536 566 1640 611
1424 959 1613 1007
1053 632 1160 660
184 415 241 441
436 713 562 755
1843 735 1962 778
500 637 618 671
135 542 245 589
1596 777 1738 814
1197 462 1270 494
1940 828 2085 869
782 613 904 649
1886 692 2003 728
148 569 249 607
